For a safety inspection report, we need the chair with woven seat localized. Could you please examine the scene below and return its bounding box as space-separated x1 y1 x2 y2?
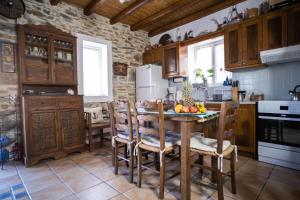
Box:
134 100 180 200
179 101 238 200
108 100 135 183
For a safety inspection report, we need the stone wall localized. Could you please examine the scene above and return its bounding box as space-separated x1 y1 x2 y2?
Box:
0 0 149 105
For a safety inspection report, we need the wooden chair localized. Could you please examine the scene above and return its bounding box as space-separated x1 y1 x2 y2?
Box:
184 101 238 200
84 111 110 151
134 101 180 200
108 101 135 183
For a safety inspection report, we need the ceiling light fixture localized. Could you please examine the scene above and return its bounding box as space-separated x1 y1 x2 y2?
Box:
119 0 130 4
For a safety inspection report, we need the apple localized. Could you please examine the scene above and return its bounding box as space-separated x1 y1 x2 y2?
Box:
189 106 198 113
181 106 189 113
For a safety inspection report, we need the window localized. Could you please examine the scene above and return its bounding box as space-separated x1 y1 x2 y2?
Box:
188 36 231 85
77 34 112 102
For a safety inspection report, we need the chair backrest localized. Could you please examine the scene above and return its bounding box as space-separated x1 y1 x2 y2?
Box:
108 100 134 141
134 100 165 150
216 101 238 154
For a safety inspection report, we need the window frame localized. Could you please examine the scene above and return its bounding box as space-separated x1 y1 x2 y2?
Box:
77 33 113 102
188 36 228 86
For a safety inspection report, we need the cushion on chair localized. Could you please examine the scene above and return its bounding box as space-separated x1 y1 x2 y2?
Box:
117 129 136 140
84 107 103 124
141 131 181 148
179 133 231 153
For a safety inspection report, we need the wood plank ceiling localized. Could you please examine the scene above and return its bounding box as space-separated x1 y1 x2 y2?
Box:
52 0 245 37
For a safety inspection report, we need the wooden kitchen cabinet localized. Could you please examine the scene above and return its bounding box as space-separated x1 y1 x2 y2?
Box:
22 95 85 166
287 5 300 46
205 103 256 157
242 18 263 66
235 104 256 157
163 42 188 78
142 47 164 65
262 11 287 50
224 24 243 69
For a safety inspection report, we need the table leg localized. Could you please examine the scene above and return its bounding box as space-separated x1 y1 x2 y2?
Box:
181 121 192 200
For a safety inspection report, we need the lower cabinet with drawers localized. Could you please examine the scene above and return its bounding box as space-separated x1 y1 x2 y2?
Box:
22 95 86 166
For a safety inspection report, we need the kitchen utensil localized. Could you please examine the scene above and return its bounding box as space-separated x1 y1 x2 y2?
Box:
250 93 264 101
212 94 223 102
289 85 300 101
238 90 246 102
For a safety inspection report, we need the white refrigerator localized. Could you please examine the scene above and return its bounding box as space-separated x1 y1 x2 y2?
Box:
136 64 169 101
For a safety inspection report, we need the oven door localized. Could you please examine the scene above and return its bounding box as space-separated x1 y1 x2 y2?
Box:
257 114 300 148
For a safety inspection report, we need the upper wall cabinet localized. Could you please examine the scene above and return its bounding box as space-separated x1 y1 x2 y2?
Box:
163 43 188 78
287 5 300 46
143 47 164 65
18 25 77 86
262 11 287 50
224 24 243 69
242 18 263 66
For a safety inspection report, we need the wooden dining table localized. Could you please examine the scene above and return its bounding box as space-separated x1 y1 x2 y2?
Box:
138 109 219 200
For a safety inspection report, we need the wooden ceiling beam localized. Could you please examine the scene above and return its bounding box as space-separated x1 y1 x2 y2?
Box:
84 0 106 16
131 0 195 31
110 0 153 25
50 0 61 5
148 0 246 37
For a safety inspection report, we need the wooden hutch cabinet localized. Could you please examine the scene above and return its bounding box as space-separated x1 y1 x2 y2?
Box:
18 25 85 167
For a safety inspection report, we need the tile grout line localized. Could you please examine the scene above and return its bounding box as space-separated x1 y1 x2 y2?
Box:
255 165 275 200
14 161 33 200
45 158 81 200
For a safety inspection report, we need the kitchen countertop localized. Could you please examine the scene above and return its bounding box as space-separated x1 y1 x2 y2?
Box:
206 101 256 105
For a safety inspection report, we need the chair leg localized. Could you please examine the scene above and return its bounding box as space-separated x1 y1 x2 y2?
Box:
124 144 129 168
112 147 115 167
114 143 119 175
88 128 92 152
137 147 142 188
159 152 165 200
230 150 237 194
217 169 224 200
154 152 160 171
129 144 134 183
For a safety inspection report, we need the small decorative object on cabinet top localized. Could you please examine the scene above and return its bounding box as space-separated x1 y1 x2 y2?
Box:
0 0 25 19
113 62 128 76
0 41 16 73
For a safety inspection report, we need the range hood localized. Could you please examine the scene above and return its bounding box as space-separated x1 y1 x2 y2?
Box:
260 44 300 64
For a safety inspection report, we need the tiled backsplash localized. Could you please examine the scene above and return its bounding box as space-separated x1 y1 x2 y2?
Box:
232 62 300 100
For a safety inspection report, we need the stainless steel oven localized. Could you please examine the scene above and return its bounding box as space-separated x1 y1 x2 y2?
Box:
257 101 300 170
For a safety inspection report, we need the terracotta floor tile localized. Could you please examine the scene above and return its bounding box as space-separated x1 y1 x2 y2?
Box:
56 167 90 182
92 167 116 181
106 176 135 193
30 182 72 200
269 166 300 185
48 159 80 174
73 156 102 165
77 183 119 200
24 174 61 193
238 160 274 178
19 166 53 182
0 162 17 179
258 179 300 200
63 173 102 193
110 194 129 200
60 194 79 200
68 152 93 161
0 175 21 190
209 192 235 200
124 187 159 200
80 160 110 172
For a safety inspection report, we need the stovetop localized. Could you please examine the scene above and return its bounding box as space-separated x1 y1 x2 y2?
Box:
258 100 300 115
